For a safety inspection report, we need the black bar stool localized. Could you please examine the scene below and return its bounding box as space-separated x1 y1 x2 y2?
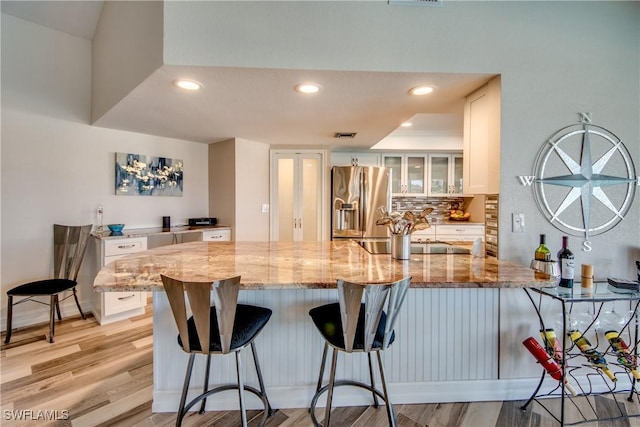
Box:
161 274 274 427
308 277 411 427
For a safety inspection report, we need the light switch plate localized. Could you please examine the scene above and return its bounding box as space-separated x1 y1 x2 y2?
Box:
261 203 270 213
512 213 525 233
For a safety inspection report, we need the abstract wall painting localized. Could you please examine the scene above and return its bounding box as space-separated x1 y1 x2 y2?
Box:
115 153 184 196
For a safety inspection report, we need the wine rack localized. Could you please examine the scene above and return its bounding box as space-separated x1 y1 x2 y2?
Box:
522 283 640 426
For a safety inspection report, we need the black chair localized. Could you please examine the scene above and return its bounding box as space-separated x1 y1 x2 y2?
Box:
161 274 274 427
5 224 91 344
308 277 411 427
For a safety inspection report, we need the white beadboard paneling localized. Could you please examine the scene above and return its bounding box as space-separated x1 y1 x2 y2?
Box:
153 287 499 411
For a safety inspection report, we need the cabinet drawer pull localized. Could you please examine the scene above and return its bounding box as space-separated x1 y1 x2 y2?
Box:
117 294 136 301
117 244 136 249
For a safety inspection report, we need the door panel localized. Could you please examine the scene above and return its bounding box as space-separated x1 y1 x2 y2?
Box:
301 156 320 241
277 158 295 241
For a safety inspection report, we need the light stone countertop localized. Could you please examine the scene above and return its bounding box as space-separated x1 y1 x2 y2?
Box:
93 240 555 291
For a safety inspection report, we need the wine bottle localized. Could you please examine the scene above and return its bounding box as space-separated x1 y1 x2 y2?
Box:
557 236 575 288
534 234 551 261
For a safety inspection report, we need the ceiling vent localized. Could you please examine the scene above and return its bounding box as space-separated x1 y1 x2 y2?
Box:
334 132 357 139
388 0 443 6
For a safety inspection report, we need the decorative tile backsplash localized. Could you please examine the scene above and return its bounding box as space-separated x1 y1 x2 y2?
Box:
391 196 466 222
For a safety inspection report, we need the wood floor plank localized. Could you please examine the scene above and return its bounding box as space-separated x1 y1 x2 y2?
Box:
495 400 535 427
272 408 315 427
397 402 439 425
458 401 503 427
0 371 73 406
71 384 154 427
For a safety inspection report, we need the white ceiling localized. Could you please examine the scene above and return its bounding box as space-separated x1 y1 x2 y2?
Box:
2 0 493 149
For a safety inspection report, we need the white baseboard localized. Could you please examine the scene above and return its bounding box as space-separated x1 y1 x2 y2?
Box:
153 377 628 413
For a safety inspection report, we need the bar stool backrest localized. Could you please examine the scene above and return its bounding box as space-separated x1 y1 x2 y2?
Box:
161 275 241 354
53 224 92 281
337 277 411 353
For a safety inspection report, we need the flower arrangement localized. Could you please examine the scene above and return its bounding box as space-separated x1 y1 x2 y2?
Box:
375 207 434 235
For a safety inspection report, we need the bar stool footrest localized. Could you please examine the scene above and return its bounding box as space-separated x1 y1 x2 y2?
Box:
179 383 273 426
309 380 393 427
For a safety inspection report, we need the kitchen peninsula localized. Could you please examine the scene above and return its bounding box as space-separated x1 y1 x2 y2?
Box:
94 240 555 412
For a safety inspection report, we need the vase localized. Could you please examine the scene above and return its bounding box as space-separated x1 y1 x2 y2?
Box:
391 234 410 260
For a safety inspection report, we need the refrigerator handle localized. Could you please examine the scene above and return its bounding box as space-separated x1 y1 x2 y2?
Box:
360 170 367 235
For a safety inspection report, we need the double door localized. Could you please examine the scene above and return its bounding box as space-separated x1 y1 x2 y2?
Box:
271 151 324 241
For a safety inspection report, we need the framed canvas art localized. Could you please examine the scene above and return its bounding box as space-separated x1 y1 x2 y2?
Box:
115 153 183 196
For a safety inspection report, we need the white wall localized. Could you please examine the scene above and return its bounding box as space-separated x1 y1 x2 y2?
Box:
208 138 270 241
1 14 209 330
92 0 164 123
234 138 270 241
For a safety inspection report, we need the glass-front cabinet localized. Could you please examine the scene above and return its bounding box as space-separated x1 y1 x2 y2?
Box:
427 154 463 196
382 154 427 196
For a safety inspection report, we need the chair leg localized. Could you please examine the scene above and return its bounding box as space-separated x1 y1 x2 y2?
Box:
376 351 396 427
55 297 62 321
4 295 13 344
367 352 380 408
323 348 338 427
199 354 212 414
250 341 273 415
176 354 196 427
316 342 329 392
72 287 86 320
235 350 248 427
49 295 58 343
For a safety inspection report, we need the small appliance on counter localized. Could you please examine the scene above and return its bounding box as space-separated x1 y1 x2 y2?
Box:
188 217 218 227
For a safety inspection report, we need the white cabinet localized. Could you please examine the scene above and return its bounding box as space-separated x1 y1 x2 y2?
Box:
382 154 428 196
410 224 484 242
93 237 148 325
410 227 436 242
331 152 380 167
427 154 464 196
201 228 231 241
463 77 501 195
436 224 485 242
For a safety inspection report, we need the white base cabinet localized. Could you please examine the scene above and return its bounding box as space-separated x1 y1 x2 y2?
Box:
202 228 231 241
93 237 148 325
411 224 484 242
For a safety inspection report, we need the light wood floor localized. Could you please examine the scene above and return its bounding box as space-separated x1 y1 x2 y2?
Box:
2 303 640 427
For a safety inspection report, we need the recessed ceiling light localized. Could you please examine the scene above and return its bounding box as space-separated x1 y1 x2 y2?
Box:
173 79 203 91
295 83 322 94
400 122 413 128
409 85 436 96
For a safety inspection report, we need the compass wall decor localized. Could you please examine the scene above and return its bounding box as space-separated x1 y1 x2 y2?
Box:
518 113 639 252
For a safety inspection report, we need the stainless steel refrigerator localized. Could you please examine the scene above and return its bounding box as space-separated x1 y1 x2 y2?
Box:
331 166 391 240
